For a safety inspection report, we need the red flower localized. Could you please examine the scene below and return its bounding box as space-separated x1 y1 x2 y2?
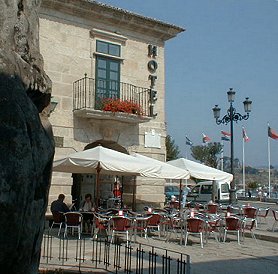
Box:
101 98 144 116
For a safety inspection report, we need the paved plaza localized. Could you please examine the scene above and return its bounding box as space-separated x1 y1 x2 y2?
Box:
41 202 278 273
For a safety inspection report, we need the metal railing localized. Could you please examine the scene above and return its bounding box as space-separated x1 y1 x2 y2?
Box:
73 74 151 117
40 233 191 273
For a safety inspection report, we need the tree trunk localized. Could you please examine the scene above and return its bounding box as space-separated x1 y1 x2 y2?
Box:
0 1 54 273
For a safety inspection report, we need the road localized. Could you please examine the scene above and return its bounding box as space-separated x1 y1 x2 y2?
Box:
237 200 278 210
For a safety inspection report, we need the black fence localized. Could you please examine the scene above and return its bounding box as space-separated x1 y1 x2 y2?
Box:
40 233 191 273
73 74 151 117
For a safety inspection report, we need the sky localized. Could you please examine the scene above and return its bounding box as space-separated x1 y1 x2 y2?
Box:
98 0 278 167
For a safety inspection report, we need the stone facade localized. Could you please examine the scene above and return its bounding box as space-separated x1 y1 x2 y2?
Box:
39 0 184 210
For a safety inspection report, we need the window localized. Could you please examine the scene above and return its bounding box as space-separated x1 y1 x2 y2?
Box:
96 40 121 57
95 40 121 109
200 185 212 194
191 185 200 194
221 183 230 193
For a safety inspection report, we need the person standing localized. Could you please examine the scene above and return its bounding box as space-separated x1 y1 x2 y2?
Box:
182 185 190 208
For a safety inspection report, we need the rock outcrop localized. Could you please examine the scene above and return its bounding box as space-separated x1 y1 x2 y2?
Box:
0 1 54 273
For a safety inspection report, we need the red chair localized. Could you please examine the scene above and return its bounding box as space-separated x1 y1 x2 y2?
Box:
132 216 151 240
146 214 163 237
206 217 222 242
257 207 270 224
223 216 241 245
206 203 219 214
243 207 257 219
242 219 257 243
64 212 83 239
272 210 278 232
110 216 132 244
243 207 258 227
185 217 206 248
92 213 110 239
49 212 64 236
164 216 184 243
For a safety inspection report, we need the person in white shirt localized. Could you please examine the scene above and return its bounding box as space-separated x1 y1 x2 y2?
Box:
80 193 94 233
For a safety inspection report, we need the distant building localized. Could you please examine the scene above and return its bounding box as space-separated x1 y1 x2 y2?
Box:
39 0 184 210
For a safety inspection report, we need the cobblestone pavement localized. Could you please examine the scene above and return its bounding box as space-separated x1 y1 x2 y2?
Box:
41 202 278 273
140 234 278 274
128 206 278 274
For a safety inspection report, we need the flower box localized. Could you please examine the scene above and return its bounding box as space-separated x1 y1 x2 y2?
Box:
101 98 144 116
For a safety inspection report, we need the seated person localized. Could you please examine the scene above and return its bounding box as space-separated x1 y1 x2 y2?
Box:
80 193 94 212
80 193 94 233
170 195 179 209
51 193 70 214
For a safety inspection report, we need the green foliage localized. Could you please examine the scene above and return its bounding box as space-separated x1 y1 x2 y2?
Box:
223 156 241 172
166 135 180 161
244 166 259 175
247 181 258 189
191 142 223 168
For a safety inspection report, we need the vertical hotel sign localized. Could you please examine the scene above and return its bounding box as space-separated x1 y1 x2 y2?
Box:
148 45 158 117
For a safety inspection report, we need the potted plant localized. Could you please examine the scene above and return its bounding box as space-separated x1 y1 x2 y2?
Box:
101 98 144 115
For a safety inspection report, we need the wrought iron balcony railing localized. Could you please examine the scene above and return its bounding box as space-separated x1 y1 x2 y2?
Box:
73 74 151 117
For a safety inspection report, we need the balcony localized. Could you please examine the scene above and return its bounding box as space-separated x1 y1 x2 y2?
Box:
73 75 152 124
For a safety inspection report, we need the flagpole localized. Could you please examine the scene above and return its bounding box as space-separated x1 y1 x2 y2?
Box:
268 133 271 197
242 131 245 193
221 139 224 171
185 136 187 159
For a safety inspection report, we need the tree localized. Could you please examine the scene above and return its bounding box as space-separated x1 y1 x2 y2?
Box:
191 142 223 168
223 156 241 172
166 135 180 161
247 181 259 190
244 166 259 175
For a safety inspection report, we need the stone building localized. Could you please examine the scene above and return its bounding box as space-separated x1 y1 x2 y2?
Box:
39 0 184 210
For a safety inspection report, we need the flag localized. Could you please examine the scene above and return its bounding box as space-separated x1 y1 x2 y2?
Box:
221 136 230 141
202 133 211 143
268 125 278 140
221 130 231 137
242 127 250 142
185 136 193 146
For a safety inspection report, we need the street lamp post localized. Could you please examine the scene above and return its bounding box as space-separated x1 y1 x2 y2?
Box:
212 88 252 204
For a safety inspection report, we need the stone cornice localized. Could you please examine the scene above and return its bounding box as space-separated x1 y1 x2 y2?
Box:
41 0 185 41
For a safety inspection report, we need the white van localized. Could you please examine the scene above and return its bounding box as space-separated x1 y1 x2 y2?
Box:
187 181 230 203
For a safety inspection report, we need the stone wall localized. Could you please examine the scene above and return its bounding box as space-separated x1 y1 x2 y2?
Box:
38 2 182 209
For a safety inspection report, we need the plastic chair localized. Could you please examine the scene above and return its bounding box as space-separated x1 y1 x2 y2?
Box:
132 216 151 240
49 212 64 236
206 217 222 242
243 207 258 227
146 214 163 237
185 217 206 248
164 216 184 243
64 212 83 239
243 207 257 218
92 213 110 239
272 209 278 232
257 207 270 224
242 218 257 243
206 203 219 214
110 216 132 244
223 216 241 245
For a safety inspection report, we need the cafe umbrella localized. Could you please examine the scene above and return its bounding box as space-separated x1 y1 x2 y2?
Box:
52 145 162 207
132 153 190 209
